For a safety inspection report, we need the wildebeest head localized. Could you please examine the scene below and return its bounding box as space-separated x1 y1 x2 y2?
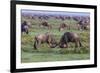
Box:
47 34 58 48
59 40 68 48
50 39 58 48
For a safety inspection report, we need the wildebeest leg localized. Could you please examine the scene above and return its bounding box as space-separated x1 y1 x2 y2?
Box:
26 29 29 34
38 41 41 48
75 40 78 48
33 40 41 50
79 40 82 47
64 36 68 48
74 41 79 52
48 41 52 48
75 40 82 52
33 40 38 50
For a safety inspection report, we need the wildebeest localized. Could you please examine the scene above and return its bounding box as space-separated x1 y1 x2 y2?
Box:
59 32 82 48
59 23 70 31
39 21 52 29
78 20 90 30
72 16 81 22
38 16 49 20
33 32 57 49
21 21 29 34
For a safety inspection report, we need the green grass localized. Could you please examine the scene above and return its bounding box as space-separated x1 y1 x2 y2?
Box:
21 16 90 63
21 51 90 63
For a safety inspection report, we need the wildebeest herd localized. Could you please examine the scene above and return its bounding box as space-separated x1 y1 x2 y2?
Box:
21 11 90 62
21 14 89 51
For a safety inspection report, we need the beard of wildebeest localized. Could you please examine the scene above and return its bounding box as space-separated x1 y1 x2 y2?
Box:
59 32 82 48
33 33 57 50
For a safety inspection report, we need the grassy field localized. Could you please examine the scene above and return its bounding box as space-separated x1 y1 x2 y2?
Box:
21 17 90 63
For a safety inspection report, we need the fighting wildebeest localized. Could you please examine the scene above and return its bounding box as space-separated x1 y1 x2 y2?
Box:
59 32 82 48
33 32 57 49
59 23 70 31
21 21 29 34
39 21 52 29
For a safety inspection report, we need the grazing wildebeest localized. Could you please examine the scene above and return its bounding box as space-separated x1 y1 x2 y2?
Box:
59 23 70 31
59 16 65 20
78 20 90 30
21 21 29 34
59 32 82 48
38 16 49 20
39 21 52 29
72 16 81 22
33 32 57 49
